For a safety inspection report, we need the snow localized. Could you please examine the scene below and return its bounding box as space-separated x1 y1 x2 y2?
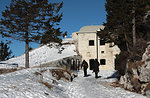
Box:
0 68 146 98
0 38 147 98
0 39 77 68
63 70 146 98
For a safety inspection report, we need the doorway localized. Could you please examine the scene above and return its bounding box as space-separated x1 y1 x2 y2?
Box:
89 59 94 70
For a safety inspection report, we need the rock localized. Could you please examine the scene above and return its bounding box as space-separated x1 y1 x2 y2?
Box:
119 74 134 91
138 45 150 82
132 68 139 79
119 45 150 96
142 45 150 66
119 76 125 85
138 66 150 82
141 83 149 95
145 82 150 97
146 90 150 98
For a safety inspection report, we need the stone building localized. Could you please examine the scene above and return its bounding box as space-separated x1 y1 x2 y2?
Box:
72 25 120 70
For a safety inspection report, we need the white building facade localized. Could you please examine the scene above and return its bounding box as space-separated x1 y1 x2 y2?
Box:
72 25 120 70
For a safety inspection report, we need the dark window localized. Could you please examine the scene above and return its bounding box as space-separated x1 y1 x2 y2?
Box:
100 40 105 45
100 59 106 65
89 40 94 46
101 51 104 53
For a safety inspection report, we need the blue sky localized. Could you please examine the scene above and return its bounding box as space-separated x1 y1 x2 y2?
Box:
0 0 106 57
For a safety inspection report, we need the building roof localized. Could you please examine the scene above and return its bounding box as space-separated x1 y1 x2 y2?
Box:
78 25 105 33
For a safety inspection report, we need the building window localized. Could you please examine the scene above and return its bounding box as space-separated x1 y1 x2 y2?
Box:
100 40 105 45
100 59 106 65
101 51 104 53
89 40 94 46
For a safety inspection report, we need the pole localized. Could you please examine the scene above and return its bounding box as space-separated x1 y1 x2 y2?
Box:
96 28 100 60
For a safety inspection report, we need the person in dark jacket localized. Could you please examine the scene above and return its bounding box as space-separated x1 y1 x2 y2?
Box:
81 60 88 77
93 59 100 78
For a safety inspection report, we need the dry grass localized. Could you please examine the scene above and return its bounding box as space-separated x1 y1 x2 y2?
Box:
127 61 144 74
34 72 42 76
146 58 150 62
50 69 72 81
34 69 47 76
145 82 150 91
131 77 141 93
39 81 53 90
40 69 47 73
0 68 18 74
111 81 124 88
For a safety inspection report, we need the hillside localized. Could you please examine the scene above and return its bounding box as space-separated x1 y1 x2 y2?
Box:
0 38 77 68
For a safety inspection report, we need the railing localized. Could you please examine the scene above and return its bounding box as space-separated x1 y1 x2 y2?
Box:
0 63 18 69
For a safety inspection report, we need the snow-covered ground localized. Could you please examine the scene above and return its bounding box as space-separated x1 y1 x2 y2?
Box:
0 38 147 98
0 68 146 98
0 39 77 68
63 70 146 98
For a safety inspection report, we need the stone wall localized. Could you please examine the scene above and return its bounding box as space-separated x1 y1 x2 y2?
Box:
37 55 82 70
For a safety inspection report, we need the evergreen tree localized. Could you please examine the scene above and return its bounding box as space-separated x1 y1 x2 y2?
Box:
99 0 150 52
0 41 14 61
0 0 66 68
99 0 150 75
99 0 131 51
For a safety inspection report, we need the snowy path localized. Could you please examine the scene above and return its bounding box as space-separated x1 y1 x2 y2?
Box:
62 70 146 98
0 68 147 98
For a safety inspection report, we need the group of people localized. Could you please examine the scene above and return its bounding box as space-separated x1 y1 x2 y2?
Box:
81 59 100 78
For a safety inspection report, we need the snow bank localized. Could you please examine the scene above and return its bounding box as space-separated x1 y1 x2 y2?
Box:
0 39 77 68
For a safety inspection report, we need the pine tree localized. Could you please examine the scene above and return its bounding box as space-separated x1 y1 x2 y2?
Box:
0 0 66 68
0 41 14 61
99 0 150 75
99 0 133 51
99 0 150 52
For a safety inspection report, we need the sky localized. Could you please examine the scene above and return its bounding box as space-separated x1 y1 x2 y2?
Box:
0 0 107 57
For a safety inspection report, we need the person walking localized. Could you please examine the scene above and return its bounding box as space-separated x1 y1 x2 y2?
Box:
81 60 88 77
93 59 100 78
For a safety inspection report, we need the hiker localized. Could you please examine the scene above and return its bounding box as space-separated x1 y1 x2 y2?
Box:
81 60 88 77
93 59 100 78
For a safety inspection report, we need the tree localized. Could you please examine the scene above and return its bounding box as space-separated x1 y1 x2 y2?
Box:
132 0 150 47
99 0 150 75
0 41 14 61
99 0 132 51
0 0 66 68
99 0 150 53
